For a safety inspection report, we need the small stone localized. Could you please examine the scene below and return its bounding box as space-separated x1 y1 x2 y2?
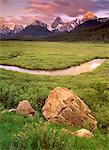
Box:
16 100 35 116
72 129 94 138
1 109 16 113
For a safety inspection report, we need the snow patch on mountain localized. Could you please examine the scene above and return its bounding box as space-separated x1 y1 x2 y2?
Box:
13 25 24 34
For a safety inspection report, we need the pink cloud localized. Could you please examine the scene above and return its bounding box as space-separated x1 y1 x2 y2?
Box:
0 15 56 28
24 0 94 17
0 0 109 28
24 0 109 18
0 16 37 28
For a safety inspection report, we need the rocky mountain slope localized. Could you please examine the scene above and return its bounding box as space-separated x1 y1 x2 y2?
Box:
14 20 51 38
12 25 24 34
51 17 81 32
0 11 109 40
82 11 97 22
46 19 109 42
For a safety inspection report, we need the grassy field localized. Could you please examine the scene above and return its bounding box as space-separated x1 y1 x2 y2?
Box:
0 41 109 69
0 41 109 149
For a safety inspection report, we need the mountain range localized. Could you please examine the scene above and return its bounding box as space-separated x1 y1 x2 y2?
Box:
0 12 109 40
47 18 109 42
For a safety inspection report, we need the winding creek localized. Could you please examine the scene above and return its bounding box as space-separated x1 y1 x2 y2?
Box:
0 59 107 76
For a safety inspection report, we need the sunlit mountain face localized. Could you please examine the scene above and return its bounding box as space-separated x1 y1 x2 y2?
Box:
0 0 109 29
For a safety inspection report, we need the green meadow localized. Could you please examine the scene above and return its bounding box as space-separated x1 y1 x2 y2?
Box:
0 41 109 69
0 41 109 149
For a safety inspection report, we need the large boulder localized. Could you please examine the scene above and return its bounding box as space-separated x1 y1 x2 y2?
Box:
16 100 35 116
72 129 94 138
42 87 97 129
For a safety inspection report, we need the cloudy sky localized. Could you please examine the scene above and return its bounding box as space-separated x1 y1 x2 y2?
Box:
0 0 109 28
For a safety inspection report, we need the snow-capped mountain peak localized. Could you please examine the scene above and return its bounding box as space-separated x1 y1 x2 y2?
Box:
31 20 47 28
51 17 81 32
13 25 24 34
71 18 81 28
51 17 63 29
82 11 97 22
59 22 73 32
0 25 11 34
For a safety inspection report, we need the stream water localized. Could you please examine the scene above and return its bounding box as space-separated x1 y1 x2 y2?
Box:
0 59 106 76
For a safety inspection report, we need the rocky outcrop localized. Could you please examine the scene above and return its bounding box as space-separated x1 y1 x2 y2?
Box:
72 129 94 138
42 87 97 129
16 100 35 116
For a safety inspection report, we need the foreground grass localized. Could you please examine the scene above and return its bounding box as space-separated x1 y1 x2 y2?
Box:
0 41 109 149
0 41 109 69
0 113 109 150
0 60 109 149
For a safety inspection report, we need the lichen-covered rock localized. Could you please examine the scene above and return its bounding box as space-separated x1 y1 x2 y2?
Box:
42 87 97 129
16 100 35 116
